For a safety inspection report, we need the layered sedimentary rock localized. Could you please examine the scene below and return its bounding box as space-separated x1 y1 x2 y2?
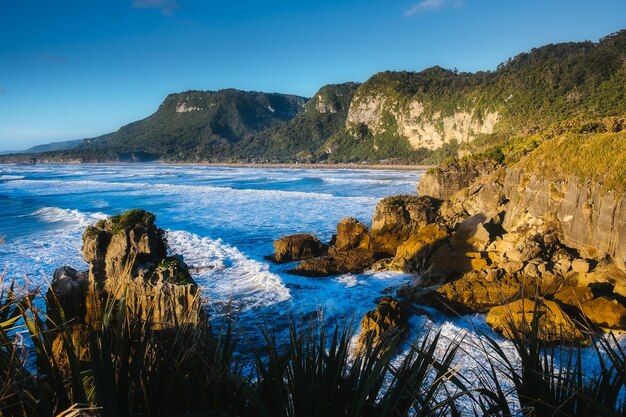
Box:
271 151 626 344
289 248 376 277
47 209 200 330
486 298 586 344
356 296 408 351
273 195 442 278
267 234 328 263
414 158 626 342
368 195 441 256
332 217 370 251
501 168 626 270
418 159 499 200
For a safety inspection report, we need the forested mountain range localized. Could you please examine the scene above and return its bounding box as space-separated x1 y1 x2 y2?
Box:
8 29 626 164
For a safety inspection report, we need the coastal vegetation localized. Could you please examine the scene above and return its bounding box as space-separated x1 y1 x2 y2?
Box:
520 130 626 192
450 114 626 194
3 274 626 417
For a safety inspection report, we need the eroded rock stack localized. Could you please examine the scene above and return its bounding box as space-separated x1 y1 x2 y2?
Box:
46 209 201 330
267 195 445 278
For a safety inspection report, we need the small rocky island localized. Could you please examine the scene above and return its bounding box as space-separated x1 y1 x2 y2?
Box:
47 210 202 347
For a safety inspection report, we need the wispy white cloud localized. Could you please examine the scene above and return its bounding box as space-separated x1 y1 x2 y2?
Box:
131 0 179 16
404 0 463 16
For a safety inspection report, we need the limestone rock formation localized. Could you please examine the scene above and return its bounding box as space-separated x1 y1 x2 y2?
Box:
501 169 626 271
285 195 443 277
410 155 626 341
553 286 594 307
486 298 587 344
580 297 626 330
268 234 328 263
356 296 408 351
436 271 555 313
386 224 449 273
82 209 168 285
275 139 626 344
49 209 200 330
418 159 500 200
369 195 440 255
575 262 626 294
289 248 375 277
332 217 370 251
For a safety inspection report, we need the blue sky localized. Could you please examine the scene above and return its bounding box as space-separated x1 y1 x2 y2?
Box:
1 0 625 150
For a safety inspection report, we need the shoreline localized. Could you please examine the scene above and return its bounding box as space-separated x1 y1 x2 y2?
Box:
165 162 435 171
0 160 435 171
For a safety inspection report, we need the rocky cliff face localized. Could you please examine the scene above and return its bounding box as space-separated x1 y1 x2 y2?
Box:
419 157 626 271
501 169 626 269
410 152 626 342
345 92 499 150
418 159 500 200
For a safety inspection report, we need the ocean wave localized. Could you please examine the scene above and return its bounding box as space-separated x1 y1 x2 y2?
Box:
7 178 375 202
166 230 291 309
33 207 108 227
0 175 25 180
150 182 343 200
321 177 416 185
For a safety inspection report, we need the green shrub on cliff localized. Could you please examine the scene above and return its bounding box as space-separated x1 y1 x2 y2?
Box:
520 130 626 191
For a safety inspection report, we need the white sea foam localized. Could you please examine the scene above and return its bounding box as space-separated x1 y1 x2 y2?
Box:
166 230 291 309
4 178 375 203
335 274 362 288
33 207 107 227
0 175 25 180
321 177 416 186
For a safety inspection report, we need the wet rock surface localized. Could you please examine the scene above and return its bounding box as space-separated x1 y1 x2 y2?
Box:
356 296 408 351
267 233 328 263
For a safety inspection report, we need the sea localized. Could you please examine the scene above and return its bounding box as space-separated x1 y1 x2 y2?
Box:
0 163 618 413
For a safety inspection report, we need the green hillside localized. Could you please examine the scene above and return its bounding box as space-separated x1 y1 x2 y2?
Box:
74 89 307 162
323 30 626 163
237 82 360 162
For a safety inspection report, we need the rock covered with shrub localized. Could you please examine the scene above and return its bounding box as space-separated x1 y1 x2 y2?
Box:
47 209 200 330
